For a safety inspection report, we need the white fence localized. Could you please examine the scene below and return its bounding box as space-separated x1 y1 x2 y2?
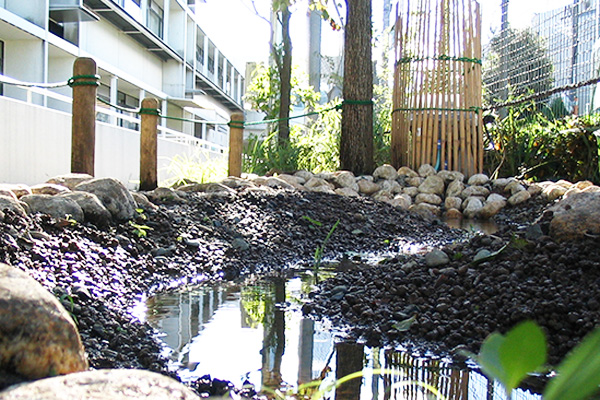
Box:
0 84 228 190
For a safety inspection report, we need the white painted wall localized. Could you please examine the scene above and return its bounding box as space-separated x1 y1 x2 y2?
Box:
79 19 163 89
4 0 45 27
0 96 225 189
3 39 44 103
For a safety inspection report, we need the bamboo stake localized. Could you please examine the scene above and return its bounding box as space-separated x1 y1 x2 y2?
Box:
430 0 443 172
467 0 478 175
475 1 483 173
463 0 475 176
399 7 412 167
423 1 436 169
392 6 403 167
397 4 411 167
439 0 450 171
407 0 423 169
416 0 430 169
411 0 425 169
452 0 462 173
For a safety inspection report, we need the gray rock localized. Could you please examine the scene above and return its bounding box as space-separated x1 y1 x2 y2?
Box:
425 249 450 267
492 178 516 191
20 194 84 222
0 184 31 198
437 170 465 183
220 176 256 189
389 194 412 209
446 179 465 198
403 186 419 197
418 164 437 177
445 196 462 210
373 164 398 181
473 249 492 262
418 175 445 196
463 197 484 219
410 202 441 218
232 238 250 251
294 170 314 181
335 187 360 197
305 177 334 191
406 176 425 187
372 190 393 202
0 189 17 200
0 369 200 400
177 182 234 195
75 178 136 220
460 185 490 200
0 263 88 380
380 179 402 194
467 173 490 186
333 171 358 190
357 179 381 195
508 190 531 206
265 177 296 190
478 198 506 219
131 192 159 211
46 173 94 190
505 180 526 195
397 166 418 178
30 183 70 196
60 192 112 225
548 191 600 240
275 174 305 188
444 208 463 220
415 193 443 206
0 195 27 218
142 187 186 203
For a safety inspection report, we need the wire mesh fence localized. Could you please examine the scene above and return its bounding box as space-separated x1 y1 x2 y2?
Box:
483 0 600 116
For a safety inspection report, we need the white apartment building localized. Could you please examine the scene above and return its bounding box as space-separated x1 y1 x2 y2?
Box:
0 0 245 187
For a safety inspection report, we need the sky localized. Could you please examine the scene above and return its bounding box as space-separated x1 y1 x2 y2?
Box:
194 0 575 73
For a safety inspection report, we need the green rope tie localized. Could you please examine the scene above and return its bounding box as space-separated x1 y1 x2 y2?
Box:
228 121 245 129
396 55 482 65
68 74 101 87
138 107 161 116
391 106 481 114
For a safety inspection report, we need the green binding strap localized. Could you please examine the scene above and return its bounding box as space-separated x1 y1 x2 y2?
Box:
68 74 101 87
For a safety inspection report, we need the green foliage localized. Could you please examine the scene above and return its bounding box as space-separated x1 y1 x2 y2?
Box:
484 102 600 183
129 221 153 238
243 101 342 175
163 151 228 187
473 321 547 396
470 321 600 400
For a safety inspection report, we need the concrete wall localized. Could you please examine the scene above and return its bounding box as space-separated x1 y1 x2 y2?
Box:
0 95 224 189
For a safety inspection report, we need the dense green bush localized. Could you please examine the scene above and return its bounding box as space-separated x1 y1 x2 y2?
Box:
484 102 600 183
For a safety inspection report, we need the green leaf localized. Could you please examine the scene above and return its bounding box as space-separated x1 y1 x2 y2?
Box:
392 315 416 332
477 333 508 386
476 321 546 395
499 320 547 394
544 327 600 400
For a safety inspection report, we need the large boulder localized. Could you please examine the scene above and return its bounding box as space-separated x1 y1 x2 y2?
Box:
30 184 70 196
20 194 84 222
59 192 112 226
46 173 93 190
74 178 136 220
548 191 600 240
333 171 359 191
0 263 88 380
0 369 200 400
0 196 27 218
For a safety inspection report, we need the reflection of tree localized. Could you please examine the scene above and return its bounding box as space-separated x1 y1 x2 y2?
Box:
261 278 286 389
335 341 364 399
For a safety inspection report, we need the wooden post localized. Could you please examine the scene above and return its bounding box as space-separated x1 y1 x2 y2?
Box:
228 112 244 177
139 97 160 191
71 57 98 175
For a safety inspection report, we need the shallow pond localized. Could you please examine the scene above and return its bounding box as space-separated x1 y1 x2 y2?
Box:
139 274 541 399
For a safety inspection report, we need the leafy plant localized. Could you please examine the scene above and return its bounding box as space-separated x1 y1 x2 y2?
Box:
301 217 340 273
162 151 228 187
129 221 153 238
468 320 600 400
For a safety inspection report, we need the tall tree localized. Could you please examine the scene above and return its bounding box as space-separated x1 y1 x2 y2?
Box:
340 0 374 175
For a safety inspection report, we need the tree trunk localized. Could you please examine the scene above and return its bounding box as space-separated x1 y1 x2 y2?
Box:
278 4 293 146
340 0 374 175
335 341 364 400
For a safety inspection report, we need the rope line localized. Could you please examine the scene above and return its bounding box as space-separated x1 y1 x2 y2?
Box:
397 55 482 65
0 75 69 89
392 106 481 114
484 75 600 111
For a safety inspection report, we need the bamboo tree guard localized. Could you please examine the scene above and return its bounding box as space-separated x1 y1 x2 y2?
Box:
392 0 483 176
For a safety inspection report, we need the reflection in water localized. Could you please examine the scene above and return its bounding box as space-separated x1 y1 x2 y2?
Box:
444 218 498 235
144 276 540 399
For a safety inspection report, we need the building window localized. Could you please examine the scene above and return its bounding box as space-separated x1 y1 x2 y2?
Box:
208 53 214 73
117 91 139 130
147 0 164 38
